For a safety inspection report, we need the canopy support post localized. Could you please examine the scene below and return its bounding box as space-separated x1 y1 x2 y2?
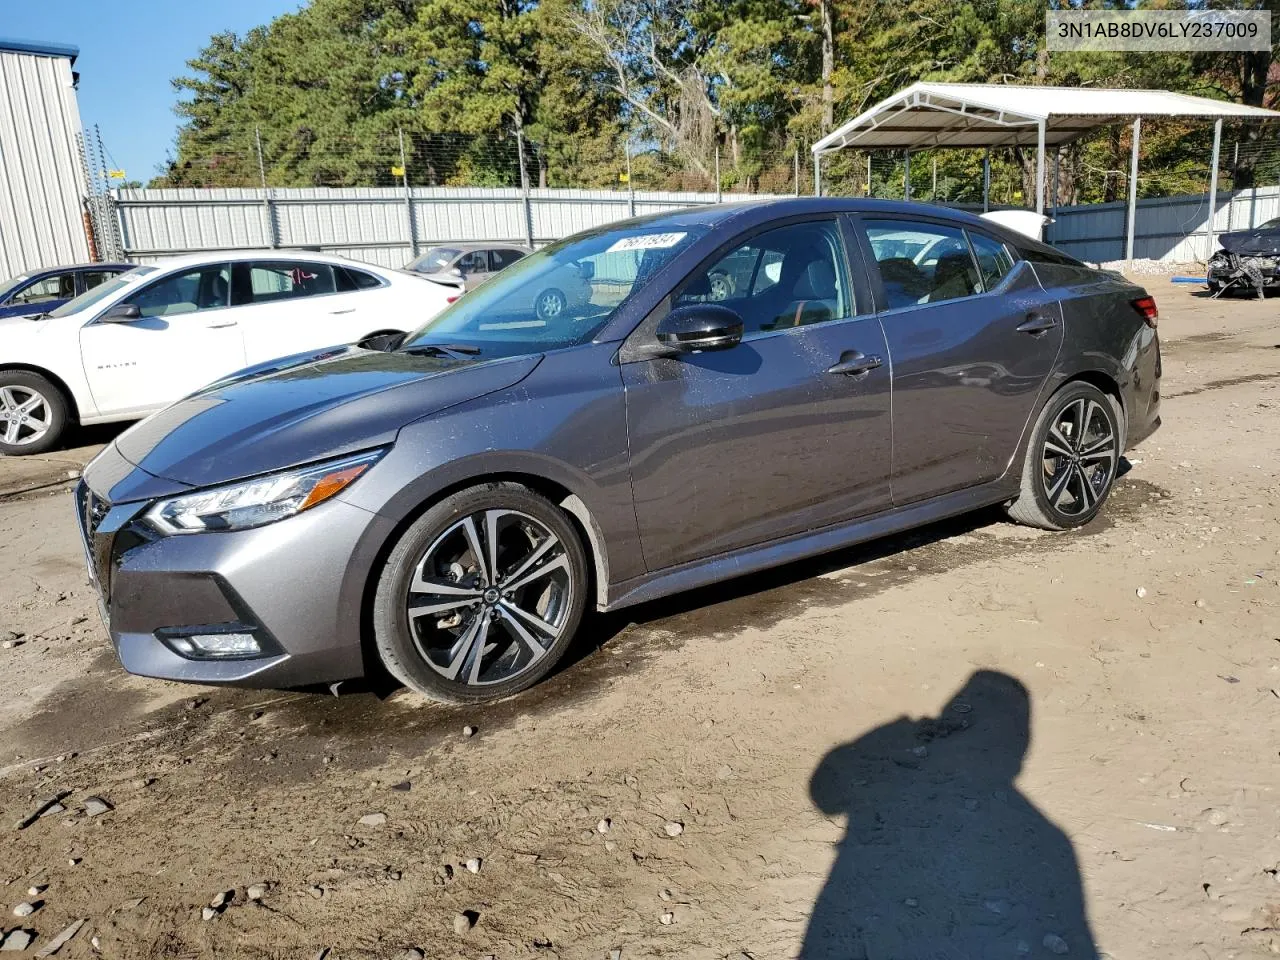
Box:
1051 148 1060 216
814 152 821 197
904 150 911 200
982 149 990 212
1126 118 1141 260
1207 118 1223 260
1035 119 1046 215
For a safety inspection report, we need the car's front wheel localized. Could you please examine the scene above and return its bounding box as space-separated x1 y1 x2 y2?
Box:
0 371 69 456
371 482 588 703
1006 381 1122 531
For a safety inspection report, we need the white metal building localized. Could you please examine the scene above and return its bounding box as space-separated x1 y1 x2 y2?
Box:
0 38 91 278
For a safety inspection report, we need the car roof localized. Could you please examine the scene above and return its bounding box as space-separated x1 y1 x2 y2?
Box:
18 262 133 276
423 242 532 253
136 250 388 272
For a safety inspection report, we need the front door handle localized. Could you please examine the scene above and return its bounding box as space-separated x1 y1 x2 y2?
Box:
827 350 883 377
1016 313 1058 335
329 308 356 315
206 319 238 329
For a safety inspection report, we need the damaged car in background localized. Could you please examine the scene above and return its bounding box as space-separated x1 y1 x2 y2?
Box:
1207 217 1280 297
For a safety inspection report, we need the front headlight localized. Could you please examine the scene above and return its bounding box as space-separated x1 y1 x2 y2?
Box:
145 450 384 535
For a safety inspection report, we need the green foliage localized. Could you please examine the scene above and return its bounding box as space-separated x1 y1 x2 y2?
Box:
158 0 1277 199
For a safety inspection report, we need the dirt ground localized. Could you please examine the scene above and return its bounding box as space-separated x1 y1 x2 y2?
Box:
0 280 1277 960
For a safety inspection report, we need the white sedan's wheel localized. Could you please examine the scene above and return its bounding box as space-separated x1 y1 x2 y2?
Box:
0 373 68 455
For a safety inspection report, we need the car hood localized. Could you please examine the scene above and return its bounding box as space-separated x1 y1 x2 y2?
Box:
1217 228 1280 257
113 345 542 487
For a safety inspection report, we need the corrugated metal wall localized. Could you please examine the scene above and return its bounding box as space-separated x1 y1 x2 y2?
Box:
114 183 1280 267
115 187 787 268
0 50 90 277
1047 185 1280 263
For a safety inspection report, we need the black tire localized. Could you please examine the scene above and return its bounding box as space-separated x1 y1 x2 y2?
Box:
0 371 70 456
534 288 567 321
372 482 589 703
1006 381 1123 531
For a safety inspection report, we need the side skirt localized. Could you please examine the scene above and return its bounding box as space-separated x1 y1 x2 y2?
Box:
603 477 1019 612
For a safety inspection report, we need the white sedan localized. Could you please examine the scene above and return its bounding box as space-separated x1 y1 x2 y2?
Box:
0 251 455 454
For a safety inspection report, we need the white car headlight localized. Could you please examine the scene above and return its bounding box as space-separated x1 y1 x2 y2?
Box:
145 450 383 535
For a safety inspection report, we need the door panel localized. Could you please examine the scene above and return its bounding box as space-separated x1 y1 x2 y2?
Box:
234 261 371 364
623 218 891 572
79 265 245 415
858 218 1063 504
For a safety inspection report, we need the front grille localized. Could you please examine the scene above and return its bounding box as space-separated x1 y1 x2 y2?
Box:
76 481 114 598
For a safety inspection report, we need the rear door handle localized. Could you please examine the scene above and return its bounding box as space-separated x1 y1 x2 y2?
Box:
1016 313 1058 335
329 308 356 315
827 350 883 377
206 319 238 329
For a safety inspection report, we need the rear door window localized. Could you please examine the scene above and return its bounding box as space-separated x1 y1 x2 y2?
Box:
80 270 125 294
864 219 980 309
489 248 526 271
243 261 337 304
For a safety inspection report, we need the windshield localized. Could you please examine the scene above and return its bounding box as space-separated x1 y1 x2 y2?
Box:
1262 217 1280 230
47 266 152 318
0 273 32 301
408 247 461 273
399 224 706 356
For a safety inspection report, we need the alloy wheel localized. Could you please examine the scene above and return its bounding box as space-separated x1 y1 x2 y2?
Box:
1040 397 1117 517
405 509 574 686
0 386 52 447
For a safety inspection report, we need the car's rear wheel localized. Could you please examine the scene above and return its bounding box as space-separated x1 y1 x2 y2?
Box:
371 482 588 703
1006 381 1122 531
535 288 567 320
0 372 69 456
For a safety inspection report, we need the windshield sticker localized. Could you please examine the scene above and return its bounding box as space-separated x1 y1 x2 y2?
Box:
605 232 687 253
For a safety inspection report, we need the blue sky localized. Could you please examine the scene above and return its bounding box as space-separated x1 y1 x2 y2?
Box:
5 0 301 182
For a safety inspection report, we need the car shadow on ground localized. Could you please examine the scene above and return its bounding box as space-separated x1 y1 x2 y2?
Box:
799 669 1099 959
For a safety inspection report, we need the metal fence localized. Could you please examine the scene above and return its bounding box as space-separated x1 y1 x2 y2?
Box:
109 186 788 268
1045 184 1280 263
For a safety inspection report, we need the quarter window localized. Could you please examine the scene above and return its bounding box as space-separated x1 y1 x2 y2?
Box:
245 261 337 303
968 232 1015 291
124 266 231 318
865 220 980 309
677 221 852 335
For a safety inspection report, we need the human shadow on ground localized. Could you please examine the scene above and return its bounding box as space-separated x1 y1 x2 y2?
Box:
801 670 1098 960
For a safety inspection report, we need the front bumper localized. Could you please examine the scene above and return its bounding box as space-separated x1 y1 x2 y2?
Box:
76 450 391 688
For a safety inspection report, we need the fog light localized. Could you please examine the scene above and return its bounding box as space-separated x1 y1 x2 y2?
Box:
165 632 261 659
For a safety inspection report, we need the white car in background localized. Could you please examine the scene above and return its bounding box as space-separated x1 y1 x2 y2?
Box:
0 250 455 454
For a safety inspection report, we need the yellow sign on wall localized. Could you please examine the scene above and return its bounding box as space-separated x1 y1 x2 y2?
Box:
108 169 126 179
391 165 405 177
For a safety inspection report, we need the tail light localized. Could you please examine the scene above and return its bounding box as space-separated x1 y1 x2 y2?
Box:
1131 296 1158 328
446 295 460 304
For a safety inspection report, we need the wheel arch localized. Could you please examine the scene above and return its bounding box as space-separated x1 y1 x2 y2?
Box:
354 467 613 683
1060 367 1126 452
0 363 82 423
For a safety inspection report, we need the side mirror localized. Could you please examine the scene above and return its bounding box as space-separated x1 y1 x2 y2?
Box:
100 302 142 323
577 260 596 281
656 304 744 353
450 266 465 278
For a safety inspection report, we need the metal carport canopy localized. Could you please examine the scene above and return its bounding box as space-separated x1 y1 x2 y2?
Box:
811 82 1280 257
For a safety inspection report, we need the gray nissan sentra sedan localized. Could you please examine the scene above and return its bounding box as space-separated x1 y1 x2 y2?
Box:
77 199 1161 703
